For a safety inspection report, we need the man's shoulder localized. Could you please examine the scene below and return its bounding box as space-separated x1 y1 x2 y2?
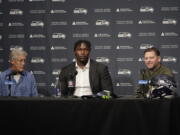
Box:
22 71 35 78
90 59 107 69
0 69 11 77
160 64 171 70
156 64 174 77
160 65 173 73
61 62 75 71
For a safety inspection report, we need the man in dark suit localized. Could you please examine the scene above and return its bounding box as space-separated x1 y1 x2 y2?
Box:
59 40 114 98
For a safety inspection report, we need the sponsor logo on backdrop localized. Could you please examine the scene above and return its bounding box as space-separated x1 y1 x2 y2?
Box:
52 33 66 39
95 20 110 26
51 46 67 50
30 10 46 14
51 82 56 87
116 82 133 87
51 58 68 62
73 8 88 14
161 7 179 11
30 21 44 27
0 35 2 40
140 6 154 13
138 32 156 37
116 8 133 12
161 44 179 49
52 69 61 75
51 0 65 2
117 32 132 38
9 9 23 15
94 33 111 38
10 45 23 50
8 34 25 39
30 46 46 51
138 20 156 24
31 57 45 63
28 0 46 2
8 22 24 27
138 57 144 62
36 83 46 87
139 44 154 49
72 21 88 26
94 8 111 13
8 0 24 2
162 56 177 63
0 22 3 27
161 32 178 37
96 57 110 63
51 21 67 26
116 20 133 24
118 69 132 75
73 33 89 38
29 34 46 38
50 10 67 14
116 45 133 50
116 58 134 62
162 19 177 25
32 71 46 75
94 45 112 50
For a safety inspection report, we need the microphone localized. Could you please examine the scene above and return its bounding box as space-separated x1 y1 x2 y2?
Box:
138 69 151 98
138 69 150 85
68 71 78 87
140 68 145 78
5 71 22 96
68 71 78 95
5 72 14 96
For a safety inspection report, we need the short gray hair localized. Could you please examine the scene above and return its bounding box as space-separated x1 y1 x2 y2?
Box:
9 48 28 61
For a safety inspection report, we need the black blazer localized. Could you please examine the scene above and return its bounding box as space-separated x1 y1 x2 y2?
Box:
59 59 113 97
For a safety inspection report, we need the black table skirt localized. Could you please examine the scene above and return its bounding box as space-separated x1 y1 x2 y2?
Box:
0 97 179 135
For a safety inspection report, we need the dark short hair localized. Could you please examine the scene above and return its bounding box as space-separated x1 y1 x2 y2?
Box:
144 47 160 56
74 40 91 51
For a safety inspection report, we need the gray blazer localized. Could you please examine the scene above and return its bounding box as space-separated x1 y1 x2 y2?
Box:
59 59 113 97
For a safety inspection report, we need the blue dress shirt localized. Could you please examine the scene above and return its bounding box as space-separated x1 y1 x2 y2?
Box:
0 69 38 96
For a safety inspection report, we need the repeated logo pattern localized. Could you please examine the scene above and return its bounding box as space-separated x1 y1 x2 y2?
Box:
0 0 179 95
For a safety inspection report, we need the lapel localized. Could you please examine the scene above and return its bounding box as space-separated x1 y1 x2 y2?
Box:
89 59 97 89
71 63 76 83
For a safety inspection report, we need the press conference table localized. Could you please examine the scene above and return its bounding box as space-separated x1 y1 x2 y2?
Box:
0 96 180 135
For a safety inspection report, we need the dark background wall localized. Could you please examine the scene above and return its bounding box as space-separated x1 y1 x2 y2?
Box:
0 0 179 96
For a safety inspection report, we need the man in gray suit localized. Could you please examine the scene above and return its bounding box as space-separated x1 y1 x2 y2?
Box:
59 40 114 98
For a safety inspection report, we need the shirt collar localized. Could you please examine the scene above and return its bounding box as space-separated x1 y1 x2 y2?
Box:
8 68 26 76
148 64 162 73
75 59 90 69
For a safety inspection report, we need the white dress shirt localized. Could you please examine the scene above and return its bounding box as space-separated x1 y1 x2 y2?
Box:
73 59 93 97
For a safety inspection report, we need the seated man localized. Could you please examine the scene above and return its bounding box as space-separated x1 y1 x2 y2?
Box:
136 47 176 98
0 48 38 96
59 40 114 98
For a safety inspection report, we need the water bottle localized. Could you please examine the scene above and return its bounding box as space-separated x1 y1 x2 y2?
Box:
54 77 61 97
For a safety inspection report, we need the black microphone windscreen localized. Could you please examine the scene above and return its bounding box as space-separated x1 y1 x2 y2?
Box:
140 69 145 75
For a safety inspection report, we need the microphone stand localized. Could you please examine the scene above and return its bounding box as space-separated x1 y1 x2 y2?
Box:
141 69 147 98
68 71 78 97
8 74 12 96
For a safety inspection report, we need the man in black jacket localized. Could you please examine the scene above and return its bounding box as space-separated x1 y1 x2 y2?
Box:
59 40 114 98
